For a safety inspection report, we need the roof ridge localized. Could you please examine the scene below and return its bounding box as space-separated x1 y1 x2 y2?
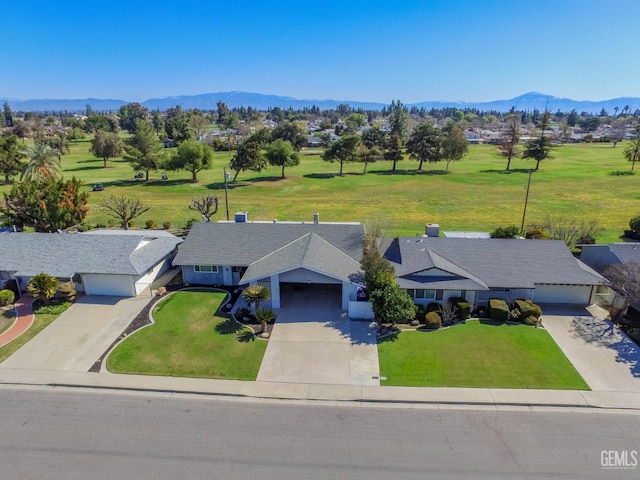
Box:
247 232 312 267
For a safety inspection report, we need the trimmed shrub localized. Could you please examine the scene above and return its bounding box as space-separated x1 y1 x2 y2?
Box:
0 289 15 306
56 281 76 302
2 279 19 299
513 299 542 321
488 298 509 322
424 311 442 329
127 220 134 228
145 219 156 229
162 221 171 230
523 315 541 327
449 296 471 320
426 302 440 313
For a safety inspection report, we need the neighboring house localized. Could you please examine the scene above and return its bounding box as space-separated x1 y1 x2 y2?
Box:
580 243 640 309
0 230 182 297
379 236 607 309
172 214 365 310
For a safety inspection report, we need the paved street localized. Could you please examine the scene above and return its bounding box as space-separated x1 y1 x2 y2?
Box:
1 387 639 480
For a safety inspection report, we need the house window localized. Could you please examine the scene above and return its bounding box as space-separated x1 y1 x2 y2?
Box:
412 289 435 300
435 290 443 300
490 287 511 293
194 265 218 273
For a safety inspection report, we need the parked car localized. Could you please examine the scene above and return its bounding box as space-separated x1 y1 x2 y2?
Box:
92 183 104 191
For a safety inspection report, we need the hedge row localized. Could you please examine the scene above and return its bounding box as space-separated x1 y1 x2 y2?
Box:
513 299 542 320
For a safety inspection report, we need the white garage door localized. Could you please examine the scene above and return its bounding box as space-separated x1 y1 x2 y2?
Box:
83 274 135 297
533 285 592 305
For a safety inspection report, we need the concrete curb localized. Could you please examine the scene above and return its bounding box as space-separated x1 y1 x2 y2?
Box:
1 369 639 412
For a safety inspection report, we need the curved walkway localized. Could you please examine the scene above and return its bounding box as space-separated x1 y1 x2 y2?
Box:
0 297 35 348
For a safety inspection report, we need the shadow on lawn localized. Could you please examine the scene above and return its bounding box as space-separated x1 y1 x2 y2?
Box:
215 318 244 335
570 316 640 378
373 169 451 176
479 168 533 174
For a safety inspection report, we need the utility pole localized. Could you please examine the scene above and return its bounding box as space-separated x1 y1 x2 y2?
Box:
223 168 230 221
520 169 533 234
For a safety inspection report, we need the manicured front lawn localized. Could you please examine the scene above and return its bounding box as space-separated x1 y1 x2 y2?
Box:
107 289 267 380
0 308 15 335
378 319 589 390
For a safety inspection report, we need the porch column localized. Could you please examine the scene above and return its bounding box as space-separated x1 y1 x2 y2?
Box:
270 274 280 308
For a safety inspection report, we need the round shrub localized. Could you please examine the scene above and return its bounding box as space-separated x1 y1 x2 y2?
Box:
0 289 15 306
145 219 156 229
162 221 171 230
424 311 442 329
523 315 541 327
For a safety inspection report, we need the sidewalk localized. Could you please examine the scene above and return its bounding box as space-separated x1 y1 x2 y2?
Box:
0 367 639 411
0 297 35 348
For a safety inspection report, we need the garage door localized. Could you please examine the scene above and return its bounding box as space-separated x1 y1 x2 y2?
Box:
83 274 135 297
533 285 592 305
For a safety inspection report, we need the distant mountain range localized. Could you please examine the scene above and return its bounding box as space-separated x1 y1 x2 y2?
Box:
1 91 639 114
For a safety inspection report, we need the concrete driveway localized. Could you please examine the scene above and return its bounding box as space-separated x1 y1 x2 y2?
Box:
542 305 640 392
256 285 379 386
0 294 151 372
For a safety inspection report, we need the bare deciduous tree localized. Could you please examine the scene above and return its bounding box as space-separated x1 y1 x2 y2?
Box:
189 194 218 222
101 195 150 230
439 302 459 326
531 215 603 248
603 263 640 319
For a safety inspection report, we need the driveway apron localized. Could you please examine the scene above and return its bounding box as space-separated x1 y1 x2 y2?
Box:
542 305 640 393
257 286 379 386
0 294 151 372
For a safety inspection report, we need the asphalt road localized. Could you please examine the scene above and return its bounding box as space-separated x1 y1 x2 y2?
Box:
0 387 638 479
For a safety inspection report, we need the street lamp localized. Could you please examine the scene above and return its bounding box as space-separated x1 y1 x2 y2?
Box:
223 168 231 221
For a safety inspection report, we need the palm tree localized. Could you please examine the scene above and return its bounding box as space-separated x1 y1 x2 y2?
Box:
255 307 276 333
624 138 640 171
21 143 62 181
241 285 270 313
27 272 58 304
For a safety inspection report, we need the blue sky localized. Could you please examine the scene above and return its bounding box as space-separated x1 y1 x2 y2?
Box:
1 0 638 103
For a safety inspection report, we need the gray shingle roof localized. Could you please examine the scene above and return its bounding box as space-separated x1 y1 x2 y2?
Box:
382 237 606 289
173 222 365 267
0 232 181 278
240 232 362 284
609 243 640 264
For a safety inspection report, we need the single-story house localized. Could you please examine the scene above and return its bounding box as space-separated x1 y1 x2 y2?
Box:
0 230 182 297
380 236 607 309
172 214 365 310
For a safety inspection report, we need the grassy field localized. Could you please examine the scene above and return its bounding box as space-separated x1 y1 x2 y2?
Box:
0 313 57 364
106 289 267 380
378 320 589 390
1 137 637 241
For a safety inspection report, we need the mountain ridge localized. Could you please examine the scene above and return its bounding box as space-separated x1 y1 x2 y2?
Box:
1 91 639 114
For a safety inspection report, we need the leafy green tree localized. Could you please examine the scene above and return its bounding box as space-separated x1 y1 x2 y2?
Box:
90 129 125 168
21 143 61 181
217 101 230 125
3 102 14 128
188 109 210 139
345 113 367 133
498 115 520 171
624 138 640 171
67 127 85 143
125 119 164 180
265 139 299 178
117 102 150 133
406 122 442 170
164 105 194 144
241 285 270 312
165 139 214 181
358 145 382 174
229 143 267 182
361 126 388 150
27 273 58 303
271 121 307 151
101 194 150 230
441 121 469 170
322 134 361 175
44 132 70 164
578 116 601 133
1 177 89 232
0 132 25 183
360 250 395 293
369 283 416 325
387 100 409 142
522 111 553 170
384 134 404 172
